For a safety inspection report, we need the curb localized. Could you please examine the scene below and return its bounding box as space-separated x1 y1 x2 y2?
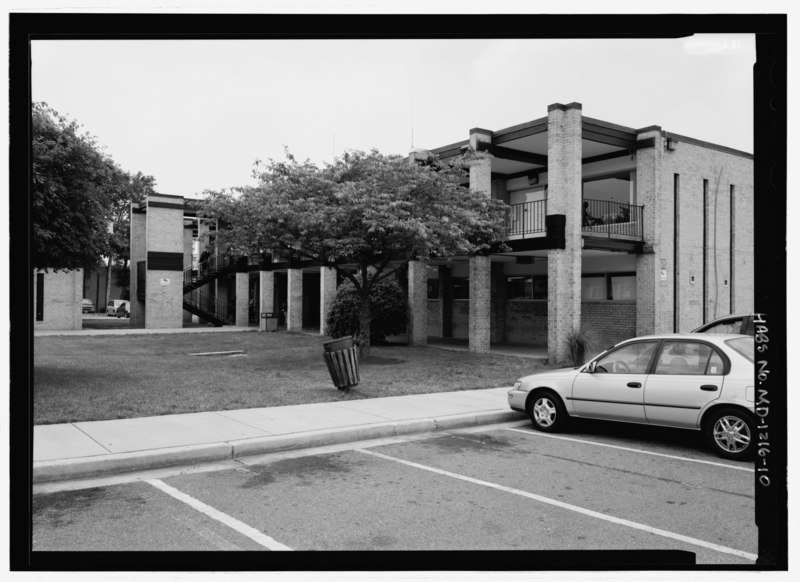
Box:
33 410 527 484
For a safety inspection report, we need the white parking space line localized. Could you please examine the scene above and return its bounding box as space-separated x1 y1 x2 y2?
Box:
506 427 753 472
146 479 293 551
355 449 757 562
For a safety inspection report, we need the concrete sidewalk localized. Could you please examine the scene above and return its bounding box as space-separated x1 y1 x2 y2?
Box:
34 387 528 484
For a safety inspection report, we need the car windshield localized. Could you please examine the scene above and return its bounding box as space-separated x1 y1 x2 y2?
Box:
725 337 754 362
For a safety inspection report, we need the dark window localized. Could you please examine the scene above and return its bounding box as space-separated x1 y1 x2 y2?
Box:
700 317 744 334
531 275 547 299
507 276 533 300
451 278 469 299
427 279 439 299
36 273 44 321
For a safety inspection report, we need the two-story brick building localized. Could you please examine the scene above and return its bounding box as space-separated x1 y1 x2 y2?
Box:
121 102 753 365
411 102 753 362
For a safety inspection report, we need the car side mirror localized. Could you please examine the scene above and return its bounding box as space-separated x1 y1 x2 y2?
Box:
585 361 597 373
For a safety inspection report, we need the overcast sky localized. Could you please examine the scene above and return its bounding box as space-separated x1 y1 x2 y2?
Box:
31 34 755 199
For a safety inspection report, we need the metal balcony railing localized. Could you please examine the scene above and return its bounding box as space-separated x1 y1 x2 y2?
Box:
183 289 236 325
506 199 547 237
582 198 643 240
504 198 643 241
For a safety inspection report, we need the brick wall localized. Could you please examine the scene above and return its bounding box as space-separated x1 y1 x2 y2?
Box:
144 270 184 328
427 299 442 336
581 301 637 350
504 300 548 346
33 269 83 330
660 139 754 330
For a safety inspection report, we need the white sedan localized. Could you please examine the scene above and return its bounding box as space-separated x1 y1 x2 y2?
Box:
508 334 755 460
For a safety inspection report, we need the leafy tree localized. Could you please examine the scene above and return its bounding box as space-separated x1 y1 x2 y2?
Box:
32 102 156 302
326 278 408 344
201 149 507 355
32 102 117 270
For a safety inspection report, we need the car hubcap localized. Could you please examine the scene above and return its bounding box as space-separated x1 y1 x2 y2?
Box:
713 415 751 453
533 398 556 427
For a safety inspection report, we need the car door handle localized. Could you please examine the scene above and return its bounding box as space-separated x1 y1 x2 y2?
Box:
701 384 718 391
627 382 642 388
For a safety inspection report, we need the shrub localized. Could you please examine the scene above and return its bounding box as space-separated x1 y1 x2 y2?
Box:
326 278 408 343
566 329 594 366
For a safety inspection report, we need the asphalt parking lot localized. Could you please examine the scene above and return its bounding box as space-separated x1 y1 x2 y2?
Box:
32 420 756 567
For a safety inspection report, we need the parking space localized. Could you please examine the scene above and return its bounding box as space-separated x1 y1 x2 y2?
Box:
32 422 757 564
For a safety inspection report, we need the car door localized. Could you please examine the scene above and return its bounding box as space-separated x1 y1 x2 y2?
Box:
642 340 726 429
571 340 659 423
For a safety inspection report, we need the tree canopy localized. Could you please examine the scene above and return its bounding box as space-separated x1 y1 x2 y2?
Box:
31 102 155 271
201 149 508 353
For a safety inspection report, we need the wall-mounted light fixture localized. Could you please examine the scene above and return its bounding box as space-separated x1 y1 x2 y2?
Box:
527 174 539 185
665 137 676 151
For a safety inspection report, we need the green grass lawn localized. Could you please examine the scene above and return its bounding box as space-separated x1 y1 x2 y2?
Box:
33 332 549 425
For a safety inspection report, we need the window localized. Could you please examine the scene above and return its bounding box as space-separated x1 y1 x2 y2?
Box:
610 274 636 300
653 341 725 375
506 275 547 300
594 341 658 374
702 318 743 334
581 276 605 300
451 278 469 299
581 272 636 300
36 273 44 321
427 279 439 299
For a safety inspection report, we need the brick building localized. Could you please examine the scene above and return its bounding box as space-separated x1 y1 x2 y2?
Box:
125 102 754 365
33 269 84 330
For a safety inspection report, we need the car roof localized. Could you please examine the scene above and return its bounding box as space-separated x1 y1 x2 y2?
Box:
618 333 750 343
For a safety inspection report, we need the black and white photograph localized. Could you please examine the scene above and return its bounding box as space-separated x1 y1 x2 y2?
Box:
8 2 789 577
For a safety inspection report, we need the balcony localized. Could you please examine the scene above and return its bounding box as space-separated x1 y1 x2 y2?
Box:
505 197 643 246
581 198 643 241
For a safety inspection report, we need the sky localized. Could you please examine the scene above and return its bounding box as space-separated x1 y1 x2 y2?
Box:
30 33 756 199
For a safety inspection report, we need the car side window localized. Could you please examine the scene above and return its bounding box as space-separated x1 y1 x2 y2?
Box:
594 342 658 374
654 341 723 375
702 318 743 334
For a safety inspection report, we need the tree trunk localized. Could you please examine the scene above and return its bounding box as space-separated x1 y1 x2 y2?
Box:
105 259 113 312
358 291 372 358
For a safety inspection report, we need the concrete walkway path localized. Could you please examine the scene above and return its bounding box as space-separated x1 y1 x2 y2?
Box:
34 387 528 484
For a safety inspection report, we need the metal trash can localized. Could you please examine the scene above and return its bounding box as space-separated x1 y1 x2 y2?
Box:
260 312 278 332
322 336 359 390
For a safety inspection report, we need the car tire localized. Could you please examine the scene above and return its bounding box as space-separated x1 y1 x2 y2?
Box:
704 407 755 460
527 390 568 433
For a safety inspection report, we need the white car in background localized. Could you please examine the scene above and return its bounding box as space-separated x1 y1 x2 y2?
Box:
508 334 755 460
107 300 129 317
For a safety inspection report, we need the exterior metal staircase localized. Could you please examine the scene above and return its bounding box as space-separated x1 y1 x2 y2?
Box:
182 253 239 326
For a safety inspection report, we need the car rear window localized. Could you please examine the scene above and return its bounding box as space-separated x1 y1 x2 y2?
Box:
725 337 754 362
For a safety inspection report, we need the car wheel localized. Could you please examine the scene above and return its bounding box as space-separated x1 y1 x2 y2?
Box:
527 390 568 433
705 407 755 460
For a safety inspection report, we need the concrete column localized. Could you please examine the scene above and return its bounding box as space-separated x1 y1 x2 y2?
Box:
144 194 185 329
235 272 249 327
320 267 337 336
129 204 147 327
259 270 275 315
635 128 670 335
469 128 493 196
183 226 193 325
491 261 507 343
407 260 428 346
287 268 303 332
546 103 583 364
469 255 491 353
